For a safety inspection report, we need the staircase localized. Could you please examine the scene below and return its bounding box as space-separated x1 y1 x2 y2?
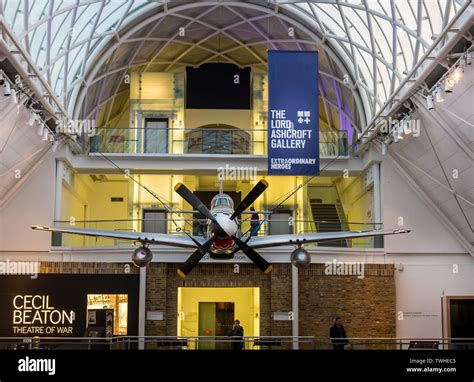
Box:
310 200 348 247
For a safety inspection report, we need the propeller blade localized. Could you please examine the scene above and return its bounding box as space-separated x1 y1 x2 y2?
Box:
230 179 268 220
174 183 216 223
177 236 215 278
232 236 272 274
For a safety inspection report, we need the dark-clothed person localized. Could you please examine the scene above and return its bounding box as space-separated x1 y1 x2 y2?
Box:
250 206 260 237
330 316 349 350
228 320 244 350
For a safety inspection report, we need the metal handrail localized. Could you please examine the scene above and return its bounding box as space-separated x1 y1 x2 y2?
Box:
53 219 383 225
89 126 350 156
1 336 473 350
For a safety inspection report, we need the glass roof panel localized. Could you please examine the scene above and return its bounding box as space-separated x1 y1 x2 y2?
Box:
1 0 468 125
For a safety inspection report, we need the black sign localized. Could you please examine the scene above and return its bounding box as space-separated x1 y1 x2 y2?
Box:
0 274 139 337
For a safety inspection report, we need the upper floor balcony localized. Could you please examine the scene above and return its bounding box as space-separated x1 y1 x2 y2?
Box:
89 125 351 158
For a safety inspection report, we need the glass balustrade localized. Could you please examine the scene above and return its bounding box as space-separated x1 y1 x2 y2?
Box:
89 127 351 157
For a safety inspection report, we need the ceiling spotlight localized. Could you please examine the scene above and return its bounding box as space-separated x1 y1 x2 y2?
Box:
393 125 403 142
28 112 37 126
10 90 18 105
434 86 444 103
0 71 4 85
444 77 455 93
404 119 412 135
452 66 463 82
426 94 434 110
397 125 404 140
3 81 12 96
42 128 50 141
37 123 45 136
51 140 59 152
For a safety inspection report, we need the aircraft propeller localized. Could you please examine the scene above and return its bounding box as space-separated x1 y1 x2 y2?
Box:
230 179 268 220
173 180 270 277
177 236 216 278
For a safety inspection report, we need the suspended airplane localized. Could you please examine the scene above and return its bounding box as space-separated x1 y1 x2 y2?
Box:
32 180 410 277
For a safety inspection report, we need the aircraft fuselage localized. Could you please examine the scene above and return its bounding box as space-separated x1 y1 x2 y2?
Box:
207 194 241 258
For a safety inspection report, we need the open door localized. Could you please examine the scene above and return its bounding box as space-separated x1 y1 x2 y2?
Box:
198 302 234 350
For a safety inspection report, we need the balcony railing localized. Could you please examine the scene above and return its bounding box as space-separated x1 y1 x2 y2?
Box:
1 336 472 351
89 127 350 157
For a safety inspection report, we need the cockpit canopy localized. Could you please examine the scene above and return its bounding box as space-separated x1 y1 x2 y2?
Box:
211 194 234 209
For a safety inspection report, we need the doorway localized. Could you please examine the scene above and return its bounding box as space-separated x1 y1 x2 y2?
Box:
198 302 235 350
142 209 167 234
268 209 293 235
447 296 474 349
177 287 260 350
144 118 168 153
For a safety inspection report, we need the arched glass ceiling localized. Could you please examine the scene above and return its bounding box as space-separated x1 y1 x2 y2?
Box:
1 0 469 126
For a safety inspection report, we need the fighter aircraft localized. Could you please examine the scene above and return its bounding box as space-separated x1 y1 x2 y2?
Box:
32 180 409 277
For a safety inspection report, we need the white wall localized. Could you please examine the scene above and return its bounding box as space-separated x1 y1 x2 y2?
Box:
381 158 466 254
387 253 474 338
0 156 56 251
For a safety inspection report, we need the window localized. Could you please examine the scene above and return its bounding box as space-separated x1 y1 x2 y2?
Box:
142 209 167 234
87 294 128 336
268 210 293 235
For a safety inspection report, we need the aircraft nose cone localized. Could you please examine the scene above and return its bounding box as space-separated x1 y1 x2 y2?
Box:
215 214 236 237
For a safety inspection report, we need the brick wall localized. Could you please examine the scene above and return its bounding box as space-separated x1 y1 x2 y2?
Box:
145 263 395 340
39 261 139 274
299 264 396 340
36 261 396 341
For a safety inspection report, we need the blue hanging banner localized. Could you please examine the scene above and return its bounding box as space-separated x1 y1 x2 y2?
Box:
267 50 319 175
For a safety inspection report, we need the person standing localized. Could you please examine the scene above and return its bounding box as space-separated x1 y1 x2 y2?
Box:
330 316 349 350
250 206 260 237
228 320 244 350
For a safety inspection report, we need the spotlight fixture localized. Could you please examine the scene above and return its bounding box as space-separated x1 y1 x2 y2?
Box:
3 81 12 96
0 71 4 85
52 140 59 152
42 128 50 141
404 119 412 135
452 66 463 82
10 90 18 105
28 112 37 126
466 51 472 65
434 86 444 103
444 77 455 92
426 94 434 110
37 123 45 136
397 125 404 140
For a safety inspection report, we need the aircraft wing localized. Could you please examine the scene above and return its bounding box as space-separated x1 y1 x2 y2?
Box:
246 229 410 249
31 225 204 248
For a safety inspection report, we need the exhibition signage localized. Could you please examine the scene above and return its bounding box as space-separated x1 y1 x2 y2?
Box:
267 50 319 175
0 274 139 337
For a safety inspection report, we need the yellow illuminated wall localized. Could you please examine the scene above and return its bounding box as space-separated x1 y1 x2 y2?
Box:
60 173 93 246
177 287 260 348
130 73 175 100
336 175 374 246
59 172 373 246
59 174 187 246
